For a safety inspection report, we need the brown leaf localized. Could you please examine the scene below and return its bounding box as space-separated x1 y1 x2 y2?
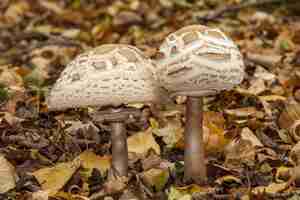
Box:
0 155 18 193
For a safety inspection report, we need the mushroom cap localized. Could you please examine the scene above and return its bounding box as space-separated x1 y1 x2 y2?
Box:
157 25 244 97
47 44 162 110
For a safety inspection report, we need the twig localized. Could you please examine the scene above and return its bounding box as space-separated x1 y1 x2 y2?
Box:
198 0 286 21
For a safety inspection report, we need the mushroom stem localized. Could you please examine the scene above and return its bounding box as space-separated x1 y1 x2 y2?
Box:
184 96 207 184
111 121 128 177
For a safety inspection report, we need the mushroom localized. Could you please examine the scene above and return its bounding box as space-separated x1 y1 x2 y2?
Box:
47 44 164 177
156 25 244 184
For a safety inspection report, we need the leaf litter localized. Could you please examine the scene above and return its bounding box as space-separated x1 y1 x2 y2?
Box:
1 0 300 199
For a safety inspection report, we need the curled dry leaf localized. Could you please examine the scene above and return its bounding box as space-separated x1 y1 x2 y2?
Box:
141 153 171 171
0 66 24 91
225 107 263 118
31 190 49 200
224 137 256 168
65 121 100 143
168 185 213 200
276 166 292 182
279 101 300 141
38 0 64 15
2 112 25 126
113 11 142 26
247 78 266 96
247 53 281 69
0 155 18 194
103 176 128 195
252 182 289 194
215 175 242 186
3 1 30 24
254 66 276 82
240 127 263 147
290 141 300 166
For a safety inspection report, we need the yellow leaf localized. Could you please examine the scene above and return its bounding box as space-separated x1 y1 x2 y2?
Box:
215 175 242 185
32 160 80 196
128 128 160 155
141 168 169 191
275 166 291 182
153 118 184 148
253 182 288 194
78 151 111 176
0 155 18 193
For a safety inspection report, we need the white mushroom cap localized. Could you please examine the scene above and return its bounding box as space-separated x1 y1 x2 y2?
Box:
47 44 162 110
157 25 244 97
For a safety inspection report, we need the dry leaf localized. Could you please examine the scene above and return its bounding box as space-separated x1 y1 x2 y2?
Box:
152 118 184 148
128 128 160 157
290 141 300 165
31 190 49 200
225 138 256 168
0 155 18 194
215 175 242 185
240 127 263 147
0 66 24 91
253 182 288 194
32 159 81 196
78 151 111 176
225 107 261 118
203 112 228 153
141 168 169 191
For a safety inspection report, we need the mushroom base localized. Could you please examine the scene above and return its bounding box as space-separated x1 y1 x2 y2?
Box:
184 96 207 184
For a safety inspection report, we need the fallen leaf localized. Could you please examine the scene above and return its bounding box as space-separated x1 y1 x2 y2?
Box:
0 66 24 91
104 176 128 195
141 168 169 191
290 141 300 166
204 112 228 153
128 128 160 157
215 175 242 185
152 118 184 148
225 107 261 118
32 159 81 196
276 166 291 182
78 151 111 176
253 182 288 194
240 127 263 147
31 190 49 200
0 155 18 194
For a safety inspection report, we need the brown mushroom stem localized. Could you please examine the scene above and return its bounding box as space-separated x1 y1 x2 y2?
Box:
184 96 207 184
91 107 141 177
111 121 128 177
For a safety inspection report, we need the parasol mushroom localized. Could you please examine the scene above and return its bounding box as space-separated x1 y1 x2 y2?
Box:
156 25 244 184
47 44 164 177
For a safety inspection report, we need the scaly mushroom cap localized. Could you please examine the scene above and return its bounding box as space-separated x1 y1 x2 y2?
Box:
47 44 161 110
157 25 244 97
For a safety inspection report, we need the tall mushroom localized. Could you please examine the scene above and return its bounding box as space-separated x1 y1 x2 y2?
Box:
47 44 164 177
156 25 244 184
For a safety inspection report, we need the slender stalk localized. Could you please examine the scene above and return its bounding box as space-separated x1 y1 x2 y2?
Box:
111 122 128 177
184 96 207 184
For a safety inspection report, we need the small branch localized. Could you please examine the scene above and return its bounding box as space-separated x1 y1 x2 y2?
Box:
198 0 286 21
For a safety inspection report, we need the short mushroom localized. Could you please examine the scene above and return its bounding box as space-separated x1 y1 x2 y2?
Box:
156 25 244 184
47 44 164 177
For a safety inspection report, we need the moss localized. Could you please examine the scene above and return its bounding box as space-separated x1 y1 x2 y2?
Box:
0 83 9 103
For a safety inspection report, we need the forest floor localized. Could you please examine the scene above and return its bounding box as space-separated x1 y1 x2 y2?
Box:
1 0 300 199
